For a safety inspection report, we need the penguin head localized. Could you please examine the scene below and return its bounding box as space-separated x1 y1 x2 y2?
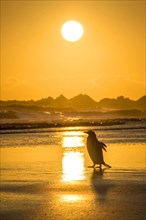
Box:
84 130 96 138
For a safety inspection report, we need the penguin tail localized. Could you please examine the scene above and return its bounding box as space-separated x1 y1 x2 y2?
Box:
103 162 111 168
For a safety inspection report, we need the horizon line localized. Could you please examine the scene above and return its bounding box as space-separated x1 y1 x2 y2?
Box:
0 94 145 102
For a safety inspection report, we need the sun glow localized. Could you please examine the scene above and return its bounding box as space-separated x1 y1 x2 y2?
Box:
61 20 84 42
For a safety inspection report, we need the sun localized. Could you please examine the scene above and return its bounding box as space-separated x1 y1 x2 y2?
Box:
61 20 84 42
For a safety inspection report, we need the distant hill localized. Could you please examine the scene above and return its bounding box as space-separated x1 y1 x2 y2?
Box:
135 96 146 110
69 94 97 109
97 96 146 110
0 94 146 111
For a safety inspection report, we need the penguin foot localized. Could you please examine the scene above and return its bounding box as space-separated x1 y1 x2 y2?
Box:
105 164 111 168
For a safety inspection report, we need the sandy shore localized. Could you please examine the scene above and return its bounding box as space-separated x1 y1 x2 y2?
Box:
1 169 145 220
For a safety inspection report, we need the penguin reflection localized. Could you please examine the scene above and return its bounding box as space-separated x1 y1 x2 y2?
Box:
91 168 112 203
85 130 111 170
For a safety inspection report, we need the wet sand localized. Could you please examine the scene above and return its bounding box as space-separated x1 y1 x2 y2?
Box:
1 171 146 220
0 144 146 220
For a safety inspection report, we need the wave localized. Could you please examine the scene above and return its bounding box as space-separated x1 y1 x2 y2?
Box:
0 118 145 132
0 125 146 135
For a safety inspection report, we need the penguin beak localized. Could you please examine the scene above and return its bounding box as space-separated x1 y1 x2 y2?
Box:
84 131 89 134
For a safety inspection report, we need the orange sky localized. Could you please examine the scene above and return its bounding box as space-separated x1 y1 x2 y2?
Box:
1 0 145 101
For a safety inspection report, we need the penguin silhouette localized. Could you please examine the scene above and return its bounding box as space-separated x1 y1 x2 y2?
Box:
85 130 111 170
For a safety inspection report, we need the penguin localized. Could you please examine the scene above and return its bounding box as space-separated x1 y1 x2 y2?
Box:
85 130 111 169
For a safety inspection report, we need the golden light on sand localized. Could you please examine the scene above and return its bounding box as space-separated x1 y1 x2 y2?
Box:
61 20 84 42
62 152 84 182
61 194 84 202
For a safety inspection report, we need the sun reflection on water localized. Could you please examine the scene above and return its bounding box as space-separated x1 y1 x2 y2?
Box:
62 131 84 148
62 151 84 182
62 131 85 182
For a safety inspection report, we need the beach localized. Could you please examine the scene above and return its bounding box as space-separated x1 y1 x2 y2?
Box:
0 123 146 220
0 171 145 220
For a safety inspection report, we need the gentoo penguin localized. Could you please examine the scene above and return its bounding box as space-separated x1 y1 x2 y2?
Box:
85 130 111 169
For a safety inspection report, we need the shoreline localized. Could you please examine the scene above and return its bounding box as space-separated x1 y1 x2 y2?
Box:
0 118 145 131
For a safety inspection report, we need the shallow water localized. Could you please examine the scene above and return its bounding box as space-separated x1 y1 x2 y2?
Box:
1 121 146 176
0 119 146 147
